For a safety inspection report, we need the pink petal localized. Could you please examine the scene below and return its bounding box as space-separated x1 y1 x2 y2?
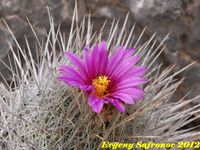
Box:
65 52 83 69
58 77 89 91
109 56 140 80
124 48 136 57
112 87 144 100
107 98 125 112
98 41 109 74
65 52 90 80
84 49 94 79
59 65 87 83
90 44 99 77
88 95 104 113
117 66 147 81
112 77 147 90
88 94 97 106
80 85 93 91
107 46 124 75
58 76 81 83
110 93 135 104
92 99 104 113
117 87 144 95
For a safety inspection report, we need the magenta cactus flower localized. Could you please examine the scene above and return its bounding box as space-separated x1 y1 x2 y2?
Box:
59 41 146 113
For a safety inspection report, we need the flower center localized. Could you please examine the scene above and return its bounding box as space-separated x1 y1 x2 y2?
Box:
92 75 110 97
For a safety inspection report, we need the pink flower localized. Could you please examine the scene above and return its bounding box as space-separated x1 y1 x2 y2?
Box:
59 41 146 113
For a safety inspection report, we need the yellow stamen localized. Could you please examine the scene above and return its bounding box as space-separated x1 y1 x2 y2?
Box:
92 76 110 97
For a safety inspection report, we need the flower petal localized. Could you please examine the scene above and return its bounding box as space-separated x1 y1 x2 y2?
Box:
112 87 144 100
98 41 109 74
83 49 94 78
107 98 125 112
65 52 90 80
58 76 92 91
116 66 147 81
110 93 135 104
89 44 99 77
92 100 104 113
107 46 124 75
59 65 87 83
112 77 147 91
65 52 83 69
109 57 140 80
88 95 104 113
124 48 136 57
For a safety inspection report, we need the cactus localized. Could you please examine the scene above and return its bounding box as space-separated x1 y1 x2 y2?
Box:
0 7 200 150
